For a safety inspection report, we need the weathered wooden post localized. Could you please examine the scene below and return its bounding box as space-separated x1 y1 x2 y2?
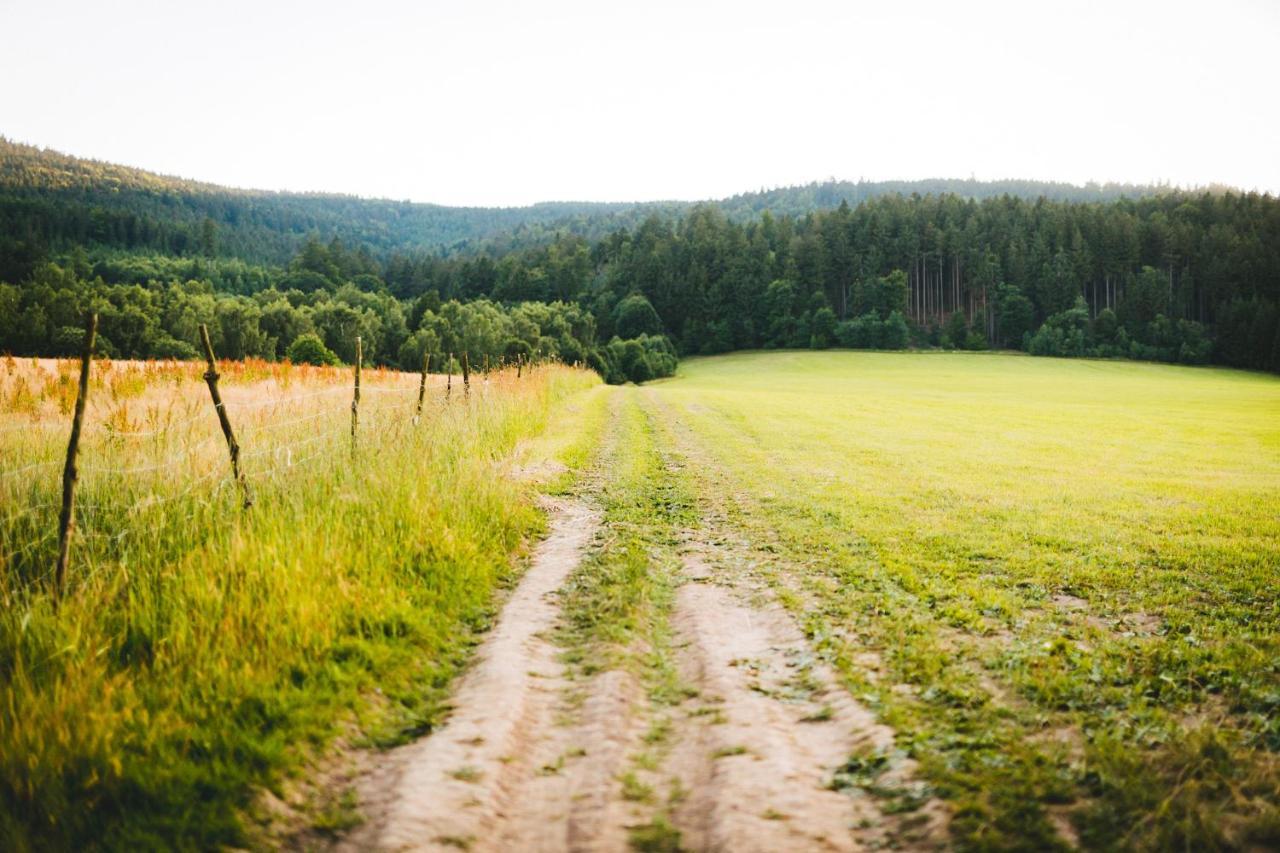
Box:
446 352 453 400
415 349 429 423
350 335 362 454
517 353 523 379
461 352 471 399
200 323 253 509
54 312 97 598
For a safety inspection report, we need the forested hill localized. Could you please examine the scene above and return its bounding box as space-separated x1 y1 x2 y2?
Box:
715 177 1183 218
4 137 1278 382
0 137 664 275
0 137 1178 275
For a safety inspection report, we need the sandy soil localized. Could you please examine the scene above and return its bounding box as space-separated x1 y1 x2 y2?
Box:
654 541 949 852
332 496 622 852
661 550 891 851
331 502 947 851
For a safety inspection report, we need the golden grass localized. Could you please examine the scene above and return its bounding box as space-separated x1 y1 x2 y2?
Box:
0 354 597 850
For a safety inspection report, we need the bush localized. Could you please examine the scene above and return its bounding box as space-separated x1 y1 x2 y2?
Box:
397 328 441 372
835 311 910 350
835 314 879 349
51 326 91 356
599 334 678 384
1176 321 1213 364
151 336 200 360
613 293 664 340
809 307 837 349
1027 297 1091 357
882 311 910 349
286 333 340 366
1027 324 1086 357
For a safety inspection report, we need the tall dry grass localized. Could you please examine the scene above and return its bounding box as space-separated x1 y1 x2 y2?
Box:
0 354 597 850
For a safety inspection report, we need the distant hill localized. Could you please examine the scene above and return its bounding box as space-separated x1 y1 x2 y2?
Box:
0 136 1184 270
715 177 1187 218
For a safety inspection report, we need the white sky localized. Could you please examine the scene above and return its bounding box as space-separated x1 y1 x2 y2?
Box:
2 0 1277 207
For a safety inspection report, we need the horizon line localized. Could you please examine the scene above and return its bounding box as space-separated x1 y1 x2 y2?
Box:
0 134 1262 211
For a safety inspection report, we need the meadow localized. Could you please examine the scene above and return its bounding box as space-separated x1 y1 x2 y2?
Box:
2 348 1278 852
0 354 596 850
643 351 1280 850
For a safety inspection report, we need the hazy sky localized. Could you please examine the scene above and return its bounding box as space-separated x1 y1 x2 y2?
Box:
2 0 1277 207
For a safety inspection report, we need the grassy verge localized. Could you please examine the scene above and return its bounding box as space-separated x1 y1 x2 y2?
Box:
0 360 597 850
558 389 691 687
646 351 1280 851
554 389 694 850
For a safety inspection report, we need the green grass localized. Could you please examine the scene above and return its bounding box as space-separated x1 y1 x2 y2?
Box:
644 350 1280 851
0 360 597 850
550 389 697 852
7 350 1277 850
556 391 691 686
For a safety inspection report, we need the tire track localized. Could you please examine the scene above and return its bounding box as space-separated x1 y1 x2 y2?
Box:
333 388 947 851
334 497 607 851
641 391 950 852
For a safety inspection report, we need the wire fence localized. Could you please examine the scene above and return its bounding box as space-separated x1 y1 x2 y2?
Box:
1 322 539 599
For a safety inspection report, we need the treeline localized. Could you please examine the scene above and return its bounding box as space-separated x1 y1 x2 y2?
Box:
371 192 1280 371
3 176 1279 376
2 138 1178 270
0 246 674 385
717 177 1183 219
0 138 651 270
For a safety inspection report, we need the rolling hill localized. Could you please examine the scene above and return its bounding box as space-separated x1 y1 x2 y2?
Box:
0 136 1180 270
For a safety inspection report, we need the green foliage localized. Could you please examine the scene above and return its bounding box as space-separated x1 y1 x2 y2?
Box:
1026 298 1091 357
994 283 1036 348
809 306 837 349
286 332 340 365
1118 266 1171 333
612 293 664 339
5 138 1280 372
600 335 678 384
835 314 881 349
0 138 1179 268
151 335 199 360
854 270 909 317
835 310 910 350
0 262 606 377
882 311 910 349
1024 295 1215 364
942 310 969 350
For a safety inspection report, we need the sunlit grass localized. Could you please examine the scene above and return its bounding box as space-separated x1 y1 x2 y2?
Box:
647 350 1280 850
0 355 597 850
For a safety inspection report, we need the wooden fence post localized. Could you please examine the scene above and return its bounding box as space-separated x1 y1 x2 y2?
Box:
446 351 453 400
350 335 362 454
53 312 97 598
517 353 523 379
199 324 253 509
461 352 471 399
415 349 429 423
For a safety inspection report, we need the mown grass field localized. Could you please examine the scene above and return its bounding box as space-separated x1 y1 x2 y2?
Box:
644 351 1280 850
0 355 596 850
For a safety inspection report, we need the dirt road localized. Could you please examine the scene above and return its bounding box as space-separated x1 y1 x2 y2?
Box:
332 392 945 851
